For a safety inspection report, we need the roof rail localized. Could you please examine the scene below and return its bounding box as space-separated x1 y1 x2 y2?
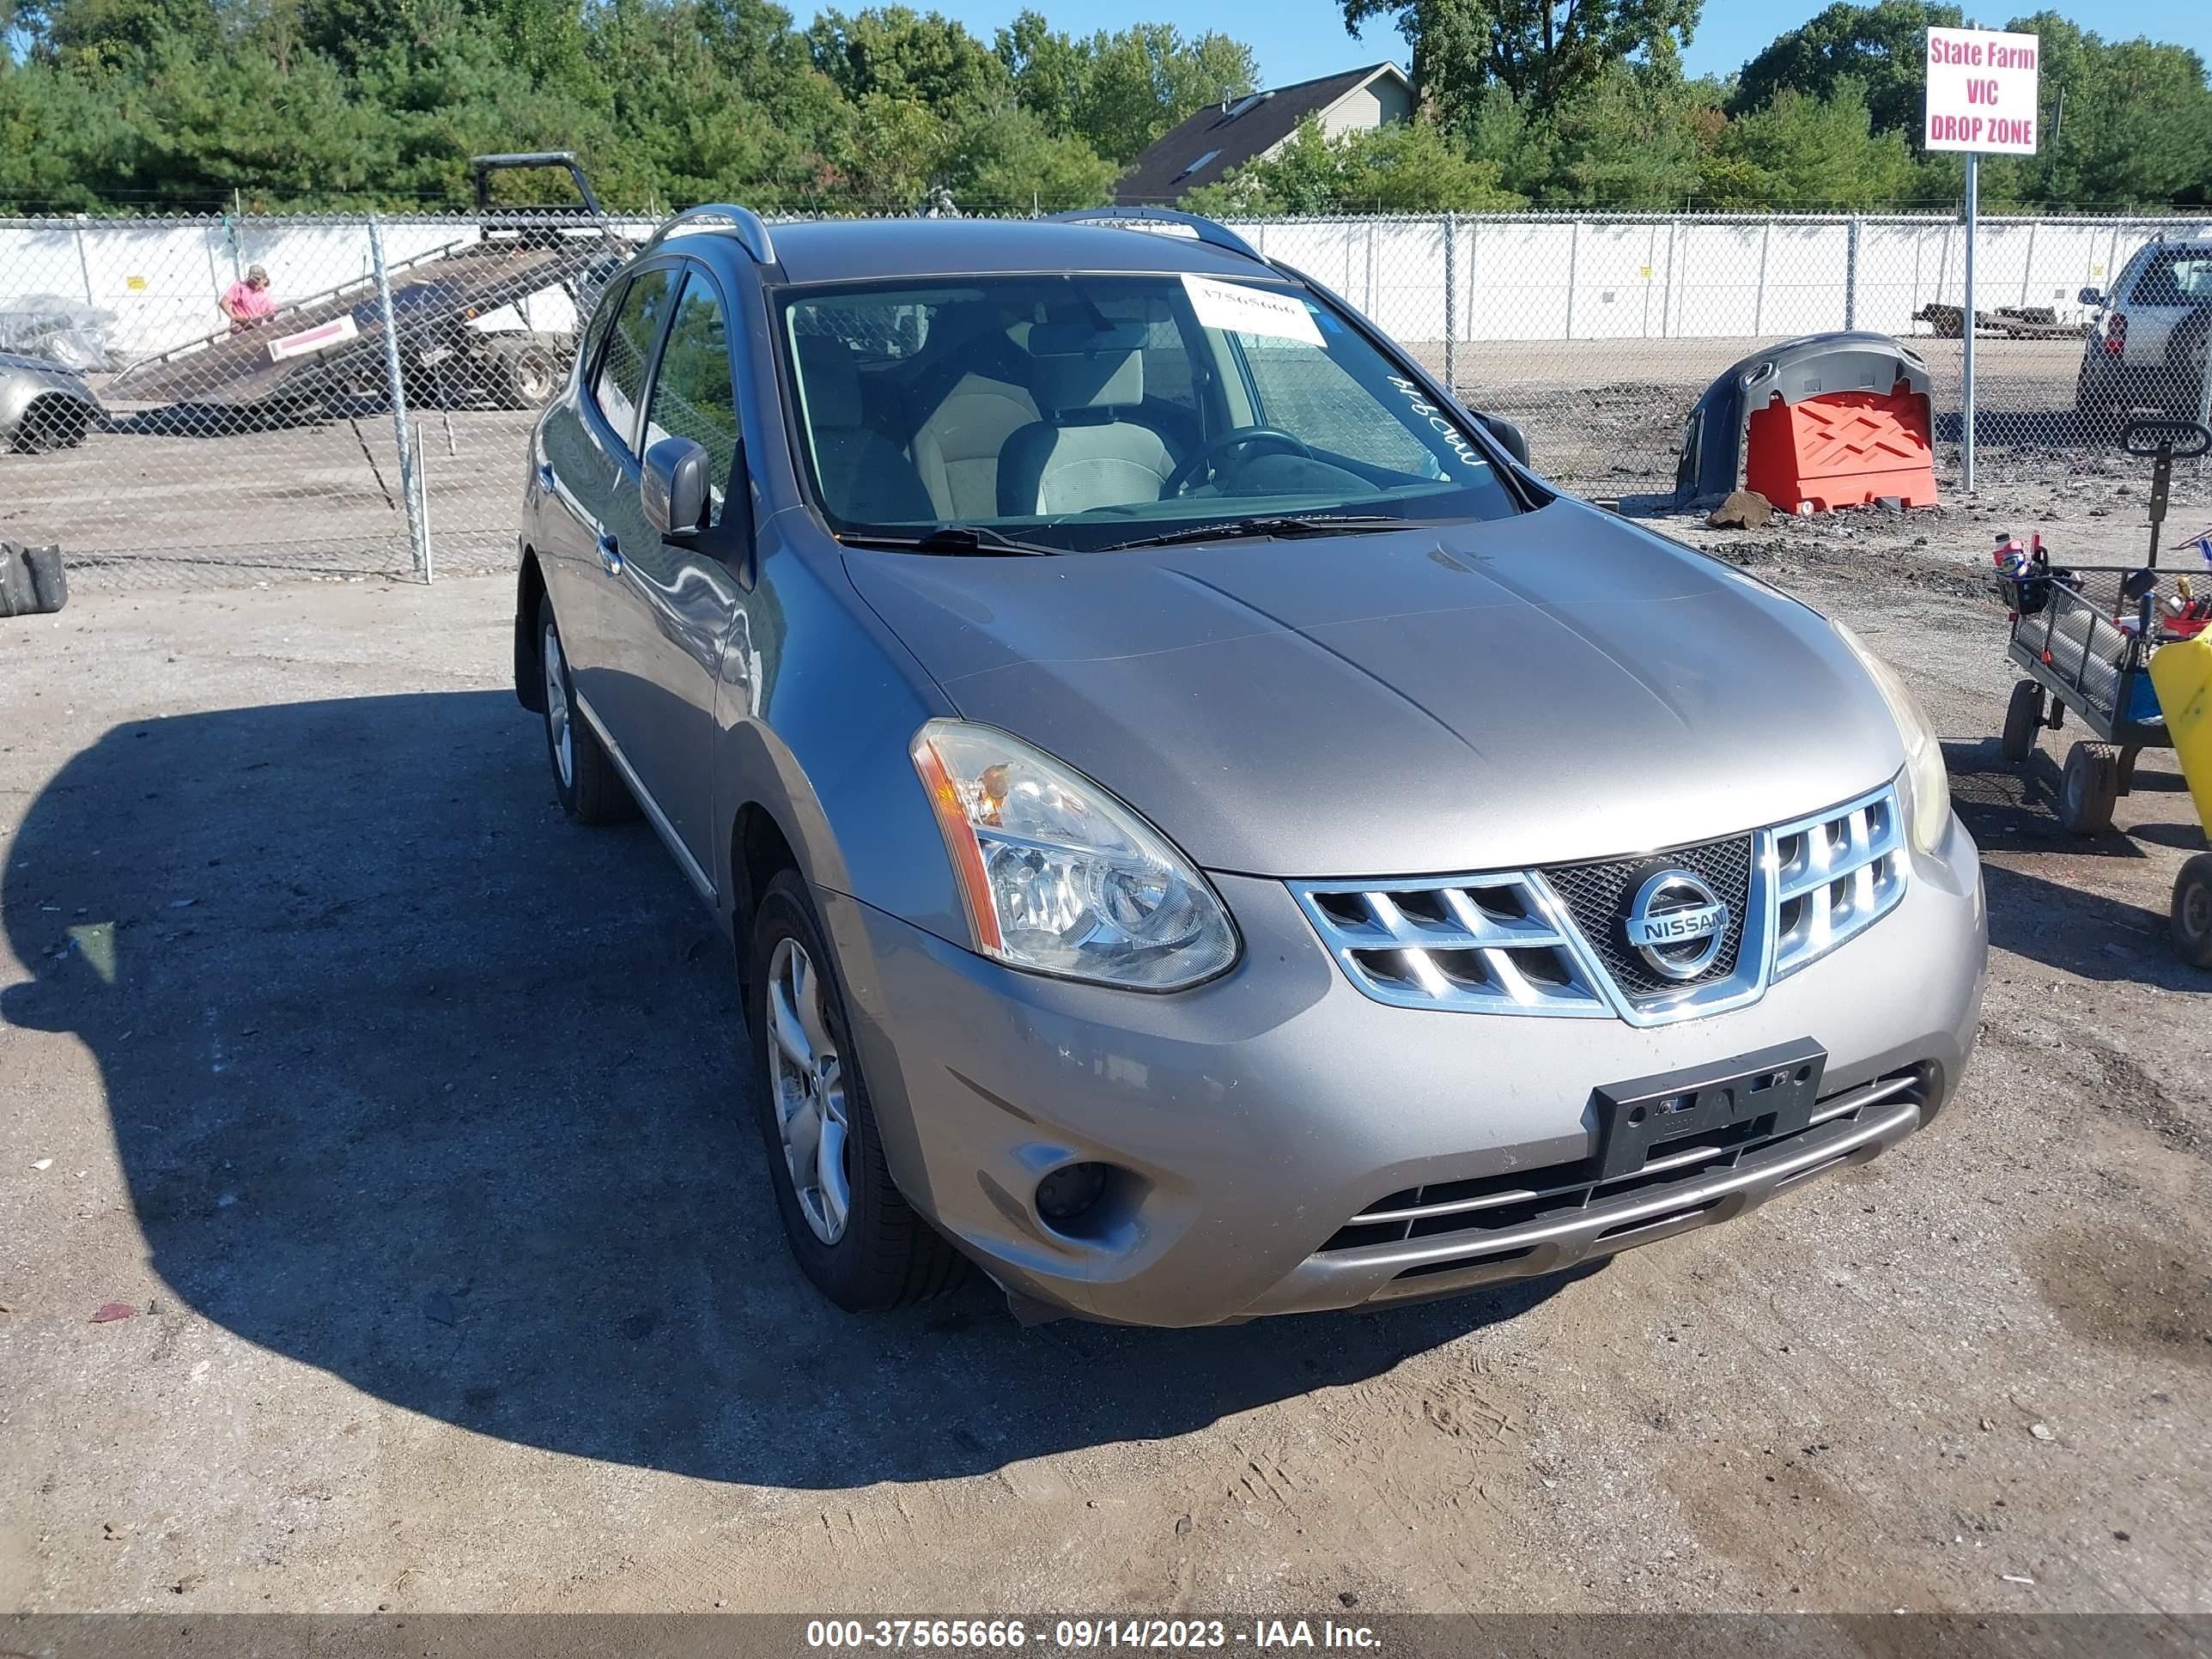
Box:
635 204 778 268
1046 207 1266 266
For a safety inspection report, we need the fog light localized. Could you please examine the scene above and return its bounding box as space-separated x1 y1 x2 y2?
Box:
1035 1161 1109 1226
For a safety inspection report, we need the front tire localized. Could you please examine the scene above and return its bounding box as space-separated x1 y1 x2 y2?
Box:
746 868 963 1312
2001 680 2043 763
538 597 634 824
2172 854 2212 969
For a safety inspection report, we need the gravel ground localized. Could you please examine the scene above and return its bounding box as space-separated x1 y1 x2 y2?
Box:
1 486 2209 1619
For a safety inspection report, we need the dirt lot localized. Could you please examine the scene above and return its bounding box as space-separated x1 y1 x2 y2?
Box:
3 487 2210 1619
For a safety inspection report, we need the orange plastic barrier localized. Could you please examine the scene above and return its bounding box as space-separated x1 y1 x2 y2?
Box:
1743 384 1937 513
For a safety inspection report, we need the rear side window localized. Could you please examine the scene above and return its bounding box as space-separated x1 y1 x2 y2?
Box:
642 273 741 528
591 268 674 453
2136 252 2212 306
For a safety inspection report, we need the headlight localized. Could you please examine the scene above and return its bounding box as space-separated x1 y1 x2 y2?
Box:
910 720 1238 989
1833 621 1951 855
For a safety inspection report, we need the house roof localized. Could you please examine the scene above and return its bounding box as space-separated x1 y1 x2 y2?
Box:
1113 63 1411 206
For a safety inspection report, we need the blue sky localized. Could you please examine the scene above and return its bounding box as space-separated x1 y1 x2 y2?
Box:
907 0 2212 89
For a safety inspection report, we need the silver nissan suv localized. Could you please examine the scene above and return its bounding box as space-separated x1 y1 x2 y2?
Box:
513 206 1988 1327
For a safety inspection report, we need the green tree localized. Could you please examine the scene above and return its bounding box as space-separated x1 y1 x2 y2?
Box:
1341 0 1701 118
2002 15 2212 206
1182 112 1521 214
805 4 1005 110
1729 0 1960 136
1699 80 1920 206
944 93 1117 210
994 10 1255 165
1538 60 1714 205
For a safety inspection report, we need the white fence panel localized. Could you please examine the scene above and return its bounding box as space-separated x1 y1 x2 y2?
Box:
1466 221 1576 342
1666 222 1766 337
1570 222 1659 341
1761 223 1851 337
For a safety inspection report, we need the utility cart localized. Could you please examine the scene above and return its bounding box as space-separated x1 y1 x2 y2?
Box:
1994 418 2211 838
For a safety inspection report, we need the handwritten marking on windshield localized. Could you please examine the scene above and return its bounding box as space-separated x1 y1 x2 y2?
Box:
1387 377 1486 474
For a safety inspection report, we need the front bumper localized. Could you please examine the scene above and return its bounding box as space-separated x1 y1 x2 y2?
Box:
820 815 1986 1328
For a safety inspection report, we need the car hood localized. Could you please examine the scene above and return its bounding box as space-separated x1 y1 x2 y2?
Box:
843 500 1906 878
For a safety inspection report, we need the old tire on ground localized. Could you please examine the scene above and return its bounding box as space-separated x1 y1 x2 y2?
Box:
747 866 965 1312
495 343 562 410
2172 854 2212 969
2058 741 2120 837
2001 680 2044 763
537 596 635 825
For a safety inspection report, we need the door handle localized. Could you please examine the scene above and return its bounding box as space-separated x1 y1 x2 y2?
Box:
596 533 623 576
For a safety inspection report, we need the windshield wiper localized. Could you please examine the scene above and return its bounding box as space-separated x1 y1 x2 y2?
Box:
1096 514 1407 552
837 524 1058 557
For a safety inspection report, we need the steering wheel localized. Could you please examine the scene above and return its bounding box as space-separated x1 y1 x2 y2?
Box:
1163 426 1313 496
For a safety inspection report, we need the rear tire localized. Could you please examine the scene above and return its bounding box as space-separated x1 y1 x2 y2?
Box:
2001 680 2043 763
12 394 92 453
2166 318 2208 420
496 343 561 410
537 596 635 824
2058 741 2119 836
746 868 964 1312
2172 854 2212 969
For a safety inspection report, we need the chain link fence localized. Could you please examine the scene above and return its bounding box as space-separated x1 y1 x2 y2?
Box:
0 209 637 586
3 205 2208 590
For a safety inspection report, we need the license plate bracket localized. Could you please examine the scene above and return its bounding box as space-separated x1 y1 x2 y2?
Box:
1590 1038 1827 1183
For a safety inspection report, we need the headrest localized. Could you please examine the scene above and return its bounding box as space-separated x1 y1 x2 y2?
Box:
793 331 863 428
1030 322 1146 413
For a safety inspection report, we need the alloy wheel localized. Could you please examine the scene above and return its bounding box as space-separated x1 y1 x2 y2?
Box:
765 935 852 1245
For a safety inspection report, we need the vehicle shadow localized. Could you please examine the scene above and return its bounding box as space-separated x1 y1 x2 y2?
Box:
0 692 1577 1491
1944 737 2198 983
102 402 336 438
1944 736 2160 859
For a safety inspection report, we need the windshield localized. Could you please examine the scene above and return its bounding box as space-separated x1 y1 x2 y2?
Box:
777 271 1521 552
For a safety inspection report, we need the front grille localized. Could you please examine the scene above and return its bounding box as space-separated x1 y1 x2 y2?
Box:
1291 872 1612 1017
1771 790 1905 979
1540 835 1753 1002
1288 780 1907 1026
1316 1067 1927 1258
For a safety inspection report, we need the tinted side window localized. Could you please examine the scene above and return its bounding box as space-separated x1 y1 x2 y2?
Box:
579 279 625 386
591 268 673 453
643 273 741 529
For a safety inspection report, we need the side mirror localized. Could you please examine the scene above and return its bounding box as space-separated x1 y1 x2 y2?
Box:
1477 413 1531 470
2078 286 2104 308
641 435 711 539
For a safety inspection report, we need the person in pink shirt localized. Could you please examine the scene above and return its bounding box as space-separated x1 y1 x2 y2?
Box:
220 264 276 331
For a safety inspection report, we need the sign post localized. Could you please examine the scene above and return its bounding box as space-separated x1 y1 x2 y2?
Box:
1965 150 1978 491
1924 25 2040 493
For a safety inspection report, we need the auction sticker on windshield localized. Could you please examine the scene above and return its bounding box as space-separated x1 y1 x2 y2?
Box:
1182 274 1324 348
